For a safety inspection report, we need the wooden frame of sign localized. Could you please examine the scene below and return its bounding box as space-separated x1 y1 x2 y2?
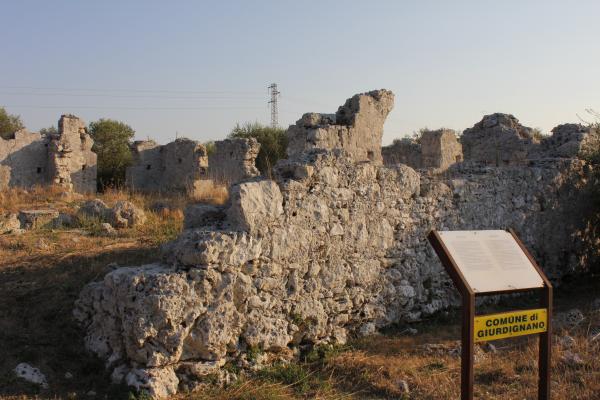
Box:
427 229 552 400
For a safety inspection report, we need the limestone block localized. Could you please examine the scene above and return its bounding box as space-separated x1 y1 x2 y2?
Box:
0 213 21 234
108 201 147 228
227 180 283 232
18 209 59 229
125 367 178 399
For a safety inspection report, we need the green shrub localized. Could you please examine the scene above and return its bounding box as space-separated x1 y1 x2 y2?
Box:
0 107 25 139
228 122 287 176
88 119 135 190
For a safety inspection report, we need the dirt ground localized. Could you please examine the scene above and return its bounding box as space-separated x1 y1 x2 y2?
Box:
0 188 599 400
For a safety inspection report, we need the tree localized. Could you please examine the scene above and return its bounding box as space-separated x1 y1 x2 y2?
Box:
39 126 58 136
203 141 216 157
0 107 25 140
228 122 287 176
88 119 135 189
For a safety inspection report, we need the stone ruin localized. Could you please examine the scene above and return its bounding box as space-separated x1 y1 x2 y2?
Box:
0 114 97 193
74 90 598 398
382 129 463 171
125 137 260 194
125 138 209 194
286 89 394 163
383 113 599 170
207 138 260 184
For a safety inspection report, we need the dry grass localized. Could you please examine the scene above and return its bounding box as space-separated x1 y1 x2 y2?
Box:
191 180 229 205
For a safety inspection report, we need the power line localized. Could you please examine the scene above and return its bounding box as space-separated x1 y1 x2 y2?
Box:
0 91 264 100
1 104 267 110
0 85 264 95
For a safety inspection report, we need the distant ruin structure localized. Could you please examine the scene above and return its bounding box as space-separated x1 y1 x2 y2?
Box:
0 115 97 193
126 137 260 193
125 138 209 194
384 114 599 170
460 113 537 166
382 129 463 170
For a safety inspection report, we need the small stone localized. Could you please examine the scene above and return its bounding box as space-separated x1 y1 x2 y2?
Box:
86 390 96 396
396 379 409 394
65 372 73 379
559 335 575 348
0 213 21 234
14 363 48 388
480 342 497 354
36 239 50 251
561 350 584 367
108 201 147 229
100 223 117 236
554 309 585 330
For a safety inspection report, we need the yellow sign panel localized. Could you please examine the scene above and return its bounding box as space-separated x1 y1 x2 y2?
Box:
474 308 547 342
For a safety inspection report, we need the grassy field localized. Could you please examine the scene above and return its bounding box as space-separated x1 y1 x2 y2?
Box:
0 187 599 400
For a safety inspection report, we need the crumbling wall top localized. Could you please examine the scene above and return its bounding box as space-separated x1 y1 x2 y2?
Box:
460 113 536 166
286 89 394 163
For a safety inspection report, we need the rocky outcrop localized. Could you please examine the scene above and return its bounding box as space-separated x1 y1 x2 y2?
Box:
286 89 394 163
77 199 146 229
75 91 598 398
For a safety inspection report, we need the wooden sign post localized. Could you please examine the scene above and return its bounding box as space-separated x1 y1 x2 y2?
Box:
427 229 552 400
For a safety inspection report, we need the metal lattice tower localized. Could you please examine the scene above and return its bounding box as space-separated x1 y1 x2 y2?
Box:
268 83 280 128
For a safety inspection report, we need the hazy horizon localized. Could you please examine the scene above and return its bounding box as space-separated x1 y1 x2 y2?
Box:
2 0 599 145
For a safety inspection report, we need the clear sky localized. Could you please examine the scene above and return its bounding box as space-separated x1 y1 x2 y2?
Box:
1 0 599 145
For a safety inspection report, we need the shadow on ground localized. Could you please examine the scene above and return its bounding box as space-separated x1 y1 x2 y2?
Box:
0 244 160 399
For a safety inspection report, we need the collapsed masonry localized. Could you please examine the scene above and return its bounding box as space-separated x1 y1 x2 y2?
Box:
125 138 260 194
383 113 599 170
75 90 598 398
0 115 97 193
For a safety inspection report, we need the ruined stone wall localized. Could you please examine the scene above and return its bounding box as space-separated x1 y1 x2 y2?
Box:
125 139 208 194
287 89 394 163
207 138 260 184
74 91 597 397
382 138 422 168
125 141 163 192
126 137 260 193
75 151 594 397
0 115 96 193
47 115 97 193
420 129 463 169
0 129 48 190
383 129 463 171
460 113 537 166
